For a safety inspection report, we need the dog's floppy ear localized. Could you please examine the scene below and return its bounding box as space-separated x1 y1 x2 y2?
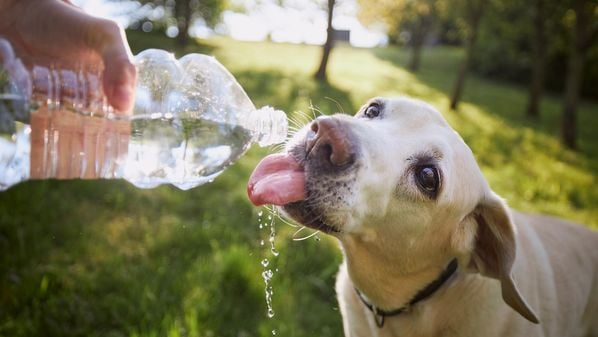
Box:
469 192 539 324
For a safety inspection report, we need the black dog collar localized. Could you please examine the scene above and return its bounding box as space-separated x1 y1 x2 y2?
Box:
355 258 459 328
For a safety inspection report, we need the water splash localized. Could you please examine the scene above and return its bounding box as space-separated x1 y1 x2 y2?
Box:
258 208 278 321
268 214 280 257
262 268 275 318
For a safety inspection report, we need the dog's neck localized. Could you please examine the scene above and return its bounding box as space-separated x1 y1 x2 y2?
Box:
354 258 458 327
339 232 458 310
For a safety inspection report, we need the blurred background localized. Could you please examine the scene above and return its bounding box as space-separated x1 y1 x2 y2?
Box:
1 0 596 336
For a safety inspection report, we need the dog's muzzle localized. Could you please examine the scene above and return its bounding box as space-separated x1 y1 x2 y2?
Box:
248 115 359 233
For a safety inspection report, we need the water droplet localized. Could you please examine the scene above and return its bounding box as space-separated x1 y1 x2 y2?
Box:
271 329 277 335
258 211 263 217
262 269 273 280
267 215 272 220
261 259 269 267
260 240 265 246
267 308 275 318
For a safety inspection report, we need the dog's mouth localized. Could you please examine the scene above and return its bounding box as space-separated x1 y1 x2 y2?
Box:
248 116 360 234
247 152 341 234
246 153 306 207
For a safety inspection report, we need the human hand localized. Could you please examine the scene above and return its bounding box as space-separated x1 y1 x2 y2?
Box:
0 0 136 179
0 0 137 113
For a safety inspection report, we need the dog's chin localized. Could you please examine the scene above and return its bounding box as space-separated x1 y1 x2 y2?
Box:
282 201 341 234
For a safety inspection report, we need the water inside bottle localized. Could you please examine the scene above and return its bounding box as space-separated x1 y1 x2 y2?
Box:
125 114 253 190
0 96 30 190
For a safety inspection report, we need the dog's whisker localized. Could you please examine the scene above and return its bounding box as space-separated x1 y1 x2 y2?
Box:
308 103 321 119
264 205 301 229
325 96 345 114
290 110 313 127
288 124 301 132
264 205 278 218
292 227 320 241
271 143 286 153
288 118 304 130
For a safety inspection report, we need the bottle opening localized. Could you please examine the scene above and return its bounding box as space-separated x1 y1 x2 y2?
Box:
249 107 288 147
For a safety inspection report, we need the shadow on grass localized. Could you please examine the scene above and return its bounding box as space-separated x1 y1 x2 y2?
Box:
370 47 598 223
234 69 356 121
0 170 342 337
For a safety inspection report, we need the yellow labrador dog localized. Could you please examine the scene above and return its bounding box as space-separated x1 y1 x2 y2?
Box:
248 97 598 337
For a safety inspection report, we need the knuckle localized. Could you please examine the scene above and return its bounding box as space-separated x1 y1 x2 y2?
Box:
97 18 121 37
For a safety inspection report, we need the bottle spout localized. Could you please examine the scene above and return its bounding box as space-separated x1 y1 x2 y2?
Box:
248 106 288 147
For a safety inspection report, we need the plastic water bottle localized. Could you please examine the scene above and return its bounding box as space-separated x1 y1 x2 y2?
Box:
0 38 287 190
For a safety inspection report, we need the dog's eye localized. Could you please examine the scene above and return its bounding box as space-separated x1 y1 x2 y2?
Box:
364 103 381 119
415 165 440 197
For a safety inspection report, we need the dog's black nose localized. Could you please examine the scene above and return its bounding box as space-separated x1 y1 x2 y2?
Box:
306 116 355 168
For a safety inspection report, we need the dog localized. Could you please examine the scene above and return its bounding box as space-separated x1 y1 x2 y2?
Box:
247 97 598 337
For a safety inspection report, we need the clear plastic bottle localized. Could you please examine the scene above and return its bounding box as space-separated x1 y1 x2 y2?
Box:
0 38 287 190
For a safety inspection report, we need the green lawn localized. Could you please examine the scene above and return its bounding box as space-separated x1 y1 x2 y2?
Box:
1 31 596 337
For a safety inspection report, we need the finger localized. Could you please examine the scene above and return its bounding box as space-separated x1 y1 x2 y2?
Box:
100 28 137 114
14 0 137 114
73 16 137 114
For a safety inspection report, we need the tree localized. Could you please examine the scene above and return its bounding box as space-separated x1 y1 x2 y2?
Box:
314 0 336 81
174 0 193 47
358 0 444 72
135 0 225 47
526 0 547 119
561 0 597 149
449 0 485 111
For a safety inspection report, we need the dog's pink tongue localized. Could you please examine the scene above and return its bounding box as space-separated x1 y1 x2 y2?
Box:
248 153 306 206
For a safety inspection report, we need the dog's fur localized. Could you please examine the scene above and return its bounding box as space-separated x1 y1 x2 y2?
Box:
280 97 598 337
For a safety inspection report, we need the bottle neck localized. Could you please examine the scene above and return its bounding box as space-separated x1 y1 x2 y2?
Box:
247 107 288 147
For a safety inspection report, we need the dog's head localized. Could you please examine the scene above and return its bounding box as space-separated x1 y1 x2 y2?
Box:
248 97 538 323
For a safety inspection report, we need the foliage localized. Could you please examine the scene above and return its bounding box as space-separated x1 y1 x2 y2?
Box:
130 0 226 42
471 0 598 99
1 31 597 336
358 0 445 45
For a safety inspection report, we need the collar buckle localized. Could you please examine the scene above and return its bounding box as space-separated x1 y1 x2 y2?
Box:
372 307 385 328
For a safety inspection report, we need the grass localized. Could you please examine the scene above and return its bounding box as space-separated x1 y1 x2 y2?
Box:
1 30 596 337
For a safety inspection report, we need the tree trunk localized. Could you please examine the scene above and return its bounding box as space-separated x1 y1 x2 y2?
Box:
526 0 546 119
409 41 423 72
561 0 593 150
408 21 426 71
175 0 192 48
561 48 583 149
449 1 484 111
449 46 472 111
315 0 336 81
